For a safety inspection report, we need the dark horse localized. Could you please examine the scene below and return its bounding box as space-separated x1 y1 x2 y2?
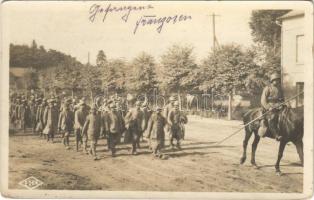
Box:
240 105 304 175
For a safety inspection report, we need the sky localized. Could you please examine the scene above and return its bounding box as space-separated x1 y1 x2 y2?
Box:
3 1 258 64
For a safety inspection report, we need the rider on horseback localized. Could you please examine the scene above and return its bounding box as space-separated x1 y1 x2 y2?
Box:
259 73 285 141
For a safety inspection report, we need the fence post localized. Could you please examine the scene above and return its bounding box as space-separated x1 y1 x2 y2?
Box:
228 92 233 120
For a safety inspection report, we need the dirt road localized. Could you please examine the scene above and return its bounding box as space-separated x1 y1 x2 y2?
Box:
9 116 303 192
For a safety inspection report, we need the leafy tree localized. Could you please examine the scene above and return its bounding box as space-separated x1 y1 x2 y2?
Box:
96 50 107 67
249 10 290 74
202 44 259 118
10 42 81 69
37 66 56 95
24 68 39 90
103 59 127 95
249 10 290 51
82 64 103 99
126 52 158 95
159 44 197 94
202 44 258 94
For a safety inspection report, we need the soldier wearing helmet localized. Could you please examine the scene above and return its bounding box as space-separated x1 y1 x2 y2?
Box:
259 73 285 141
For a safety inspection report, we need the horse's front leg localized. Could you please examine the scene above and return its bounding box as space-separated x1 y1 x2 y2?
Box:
251 131 260 168
275 140 287 176
240 128 252 164
294 140 304 166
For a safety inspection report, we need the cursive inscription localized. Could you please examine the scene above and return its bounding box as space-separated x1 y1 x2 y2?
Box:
89 3 154 23
133 14 192 34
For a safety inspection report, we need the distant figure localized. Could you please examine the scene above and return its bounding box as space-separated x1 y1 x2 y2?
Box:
18 99 28 133
163 96 177 147
35 99 46 137
124 101 144 155
146 107 167 158
58 102 74 149
104 103 125 157
43 99 59 142
74 98 89 152
82 106 102 160
168 101 188 149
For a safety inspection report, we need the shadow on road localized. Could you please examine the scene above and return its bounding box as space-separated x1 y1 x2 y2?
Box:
257 162 303 169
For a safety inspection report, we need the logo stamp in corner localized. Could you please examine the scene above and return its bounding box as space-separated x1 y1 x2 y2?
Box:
18 176 43 190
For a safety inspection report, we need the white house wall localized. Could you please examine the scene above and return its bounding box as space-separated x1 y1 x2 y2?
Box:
281 16 305 106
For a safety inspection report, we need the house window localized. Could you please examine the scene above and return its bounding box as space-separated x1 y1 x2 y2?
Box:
296 82 304 107
296 35 304 64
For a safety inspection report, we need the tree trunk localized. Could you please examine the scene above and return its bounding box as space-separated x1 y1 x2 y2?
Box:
228 92 233 120
72 89 74 98
178 92 182 111
90 90 93 102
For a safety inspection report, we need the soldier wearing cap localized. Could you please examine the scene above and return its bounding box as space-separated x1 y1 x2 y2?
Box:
163 96 177 147
43 99 59 142
17 99 28 133
74 98 89 152
124 101 144 155
167 101 188 149
259 73 285 141
10 97 19 128
146 106 167 158
29 98 38 133
163 96 177 118
35 98 45 136
58 102 74 149
82 106 102 160
103 103 125 157
141 101 152 140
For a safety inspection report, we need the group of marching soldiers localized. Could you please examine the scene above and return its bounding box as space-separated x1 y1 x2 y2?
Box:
9 93 188 160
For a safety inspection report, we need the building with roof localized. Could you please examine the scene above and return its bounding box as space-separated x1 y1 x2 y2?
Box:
9 67 28 91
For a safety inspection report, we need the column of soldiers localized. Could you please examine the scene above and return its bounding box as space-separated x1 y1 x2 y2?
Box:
9 93 188 160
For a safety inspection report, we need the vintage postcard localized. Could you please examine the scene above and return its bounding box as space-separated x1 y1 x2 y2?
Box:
0 1 313 199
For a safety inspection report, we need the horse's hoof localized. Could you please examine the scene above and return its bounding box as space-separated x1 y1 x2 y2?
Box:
252 164 259 169
240 157 246 164
276 171 282 176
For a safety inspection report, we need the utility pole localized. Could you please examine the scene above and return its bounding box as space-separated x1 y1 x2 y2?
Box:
87 52 90 65
209 13 220 50
209 13 220 113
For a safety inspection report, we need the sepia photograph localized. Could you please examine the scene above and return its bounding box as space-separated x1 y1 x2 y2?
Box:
0 1 313 199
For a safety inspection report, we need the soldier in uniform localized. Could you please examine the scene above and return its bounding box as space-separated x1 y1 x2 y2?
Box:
43 99 59 142
82 106 102 160
141 101 152 140
163 96 177 147
146 107 167 158
35 98 46 137
10 97 18 128
167 101 188 149
124 101 144 155
74 98 89 151
259 73 285 141
104 103 125 157
58 102 74 149
29 98 38 133
18 99 28 133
